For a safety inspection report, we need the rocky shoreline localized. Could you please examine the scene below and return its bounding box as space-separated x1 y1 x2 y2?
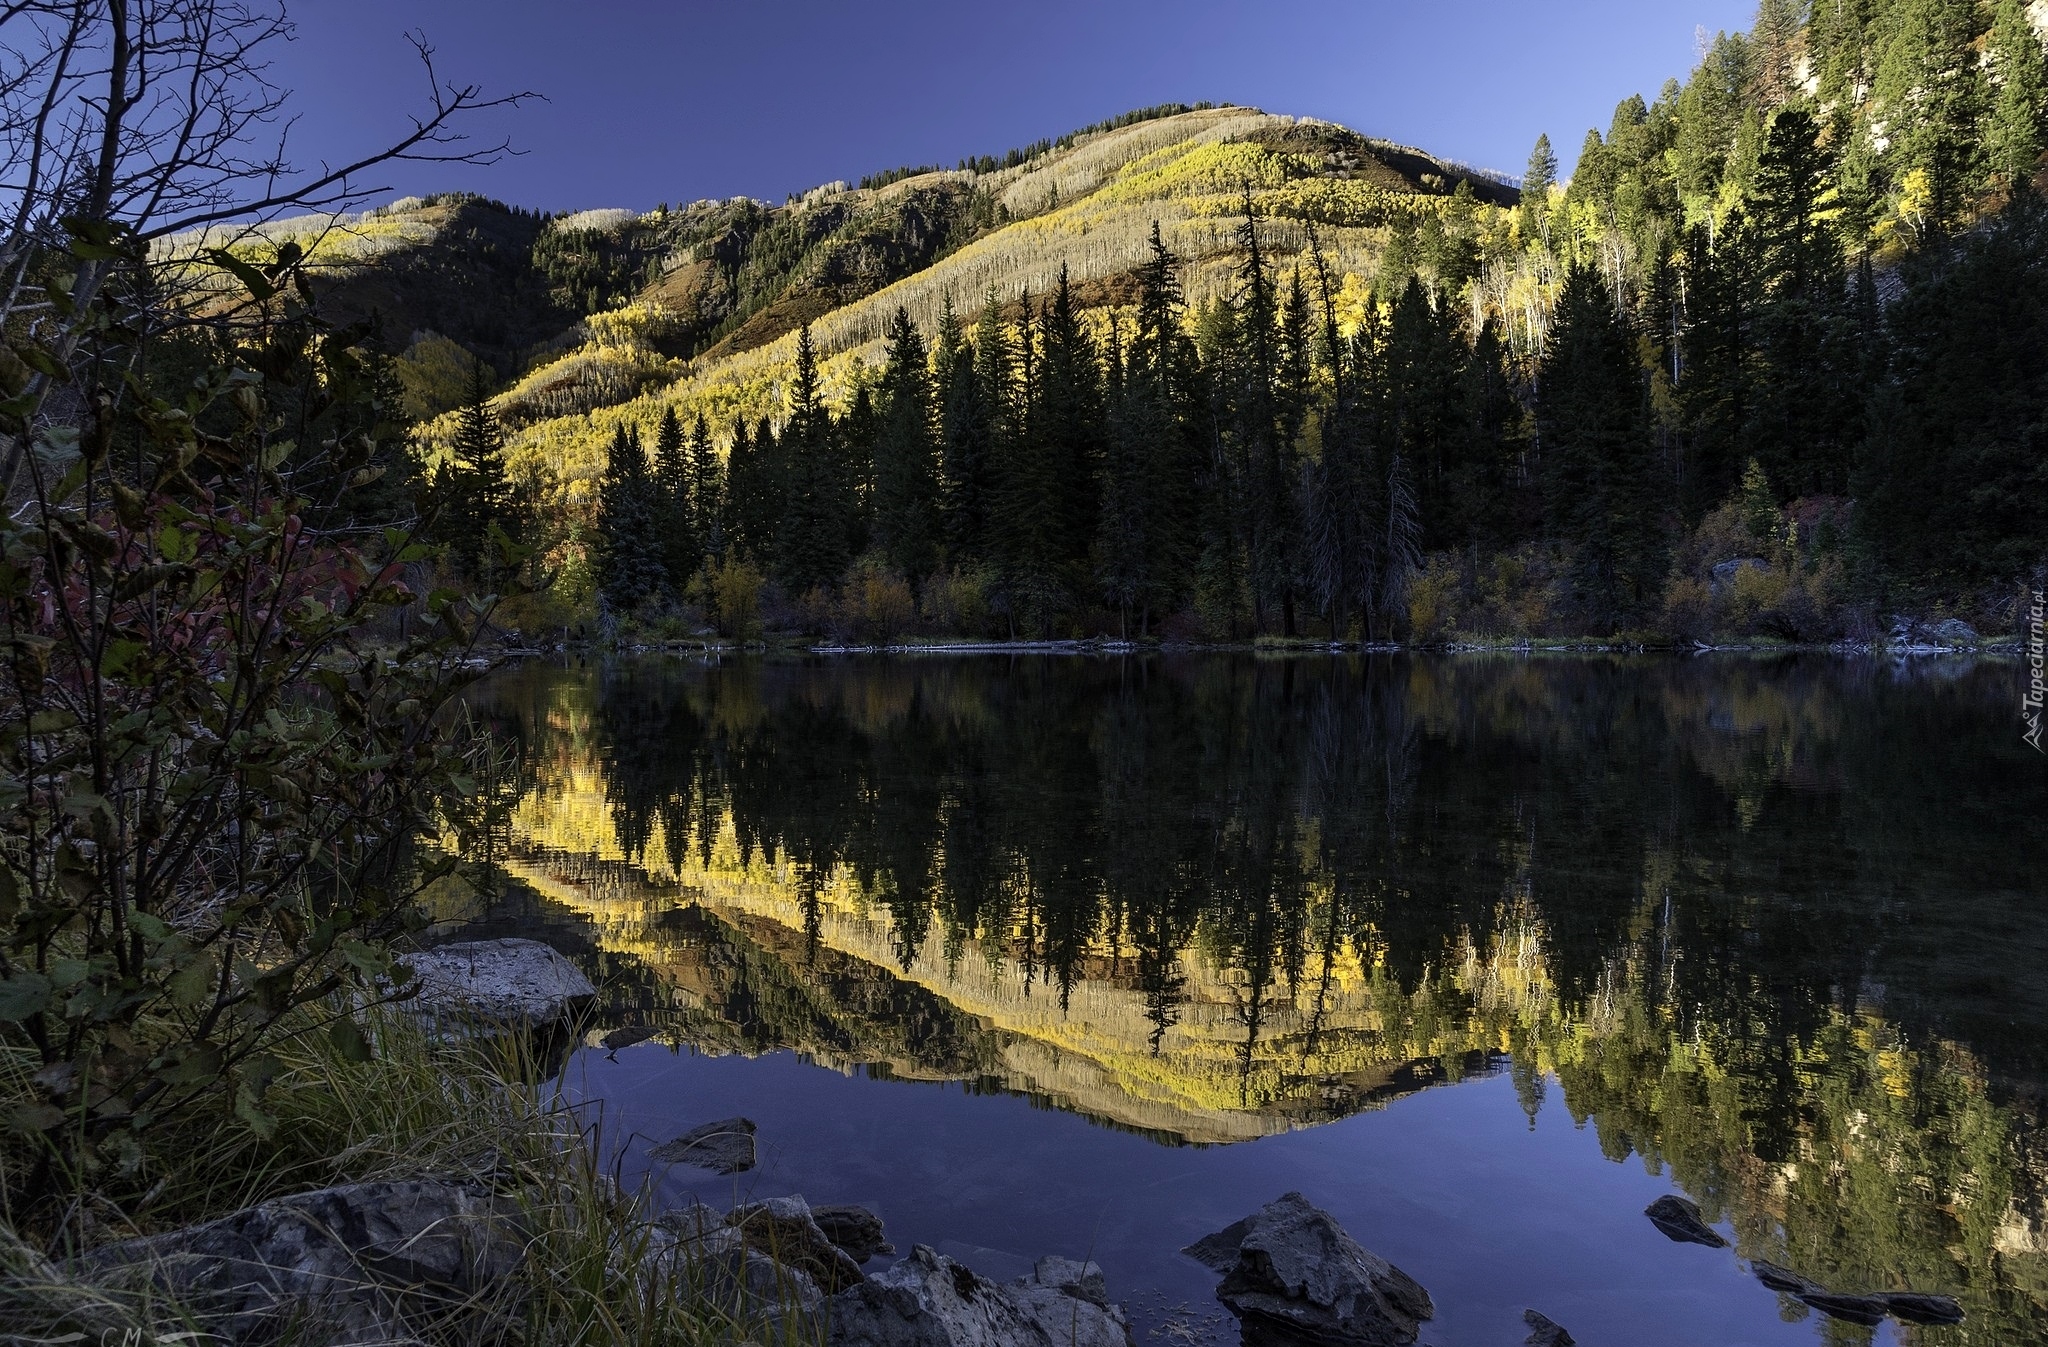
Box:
64 939 1965 1347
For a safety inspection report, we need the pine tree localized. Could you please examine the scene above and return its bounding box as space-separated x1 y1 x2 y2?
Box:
1987 0 2048 188
776 325 851 595
1523 133 1558 243
1873 0 1989 229
443 358 514 585
689 412 724 564
934 293 992 563
1099 224 1200 636
1747 106 1856 496
651 405 696 601
1680 212 1762 518
596 422 665 615
1539 263 1665 631
872 306 940 588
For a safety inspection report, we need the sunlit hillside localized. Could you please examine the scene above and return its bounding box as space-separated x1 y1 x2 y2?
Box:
389 106 1520 499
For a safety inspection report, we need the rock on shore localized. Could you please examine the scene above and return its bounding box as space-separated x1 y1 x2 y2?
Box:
79 1178 526 1345
402 937 595 1027
826 1244 1134 1347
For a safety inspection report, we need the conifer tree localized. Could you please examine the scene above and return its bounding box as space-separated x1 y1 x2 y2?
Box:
934 293 992 563
443 358 515 586
651 405 696 601
689 412 723 564
1539 264 1664 631
1523 133 1558 243
1987 0 2048 188
1748 106 1856 496
596 422 665 614
873 306 940 588
1873 0 1989 229
777 325 850 595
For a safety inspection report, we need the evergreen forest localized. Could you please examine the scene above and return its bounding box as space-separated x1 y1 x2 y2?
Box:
408 0 2048 645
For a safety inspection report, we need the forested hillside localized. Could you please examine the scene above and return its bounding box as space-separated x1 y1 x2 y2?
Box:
387 2 2048 642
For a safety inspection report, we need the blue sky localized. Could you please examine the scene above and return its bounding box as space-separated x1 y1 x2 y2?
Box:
277 1 1756 213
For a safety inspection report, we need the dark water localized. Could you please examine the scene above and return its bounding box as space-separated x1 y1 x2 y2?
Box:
455 653 2048 1347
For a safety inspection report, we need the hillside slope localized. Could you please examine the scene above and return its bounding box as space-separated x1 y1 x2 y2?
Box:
396 105 1515 495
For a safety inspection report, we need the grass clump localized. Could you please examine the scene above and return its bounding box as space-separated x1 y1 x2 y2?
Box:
1 1005 817 1346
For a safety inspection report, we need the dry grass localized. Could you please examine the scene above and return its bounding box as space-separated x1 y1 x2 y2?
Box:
0 1005 818 1347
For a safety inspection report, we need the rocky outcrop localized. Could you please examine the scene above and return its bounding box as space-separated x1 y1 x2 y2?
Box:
825 1244 1133 1347
403 937 595 1028
1184 1192 1433 1347
80 1178 527 1345
1522 1309 1574 1346
1643 1195 1727 1247
649 1116 758 1173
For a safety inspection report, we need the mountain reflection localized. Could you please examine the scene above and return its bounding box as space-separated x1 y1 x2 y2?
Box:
457 653 2048 1338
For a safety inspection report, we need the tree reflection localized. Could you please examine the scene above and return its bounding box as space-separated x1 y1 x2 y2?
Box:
466 653 2048 1339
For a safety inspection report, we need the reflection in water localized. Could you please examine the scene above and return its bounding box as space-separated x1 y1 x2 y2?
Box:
457 654 2048 1342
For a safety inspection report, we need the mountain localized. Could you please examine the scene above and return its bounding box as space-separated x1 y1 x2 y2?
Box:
216 104 1514 492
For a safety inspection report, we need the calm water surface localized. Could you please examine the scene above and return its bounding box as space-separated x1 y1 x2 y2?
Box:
453 653 2048 1347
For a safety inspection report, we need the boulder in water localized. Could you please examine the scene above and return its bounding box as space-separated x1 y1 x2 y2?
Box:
1183 1192 1433 1347
1643 1195 1727 1248
1522 1308 1574 1346
650 1116 757 1174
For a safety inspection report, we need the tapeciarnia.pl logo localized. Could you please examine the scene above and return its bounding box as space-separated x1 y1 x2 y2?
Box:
2026 587 2045 752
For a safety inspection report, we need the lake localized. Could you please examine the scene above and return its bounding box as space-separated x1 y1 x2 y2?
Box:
450 652 2048 1347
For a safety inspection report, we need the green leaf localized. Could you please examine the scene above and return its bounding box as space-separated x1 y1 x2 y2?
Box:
167 954 216 1009
127 911 169 941
0 972 51 1021
205 249 276 302
328 1016 372 1063
11 341 66 379
156 1042 222 1084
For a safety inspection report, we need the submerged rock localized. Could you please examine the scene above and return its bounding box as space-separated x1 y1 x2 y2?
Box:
1797 1290 1889 1326
650 1116 757 1173
600 1023 661 1052
1879 1292 1965 1325
1522 1308 1575 1346
1183 1192 1433 1347
1643 1195 1728 1248
814 1202 896 1263
403 938 595 1028
1752 1261 1823 1296
826 1243 1133 1347
80 1178 526 1345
